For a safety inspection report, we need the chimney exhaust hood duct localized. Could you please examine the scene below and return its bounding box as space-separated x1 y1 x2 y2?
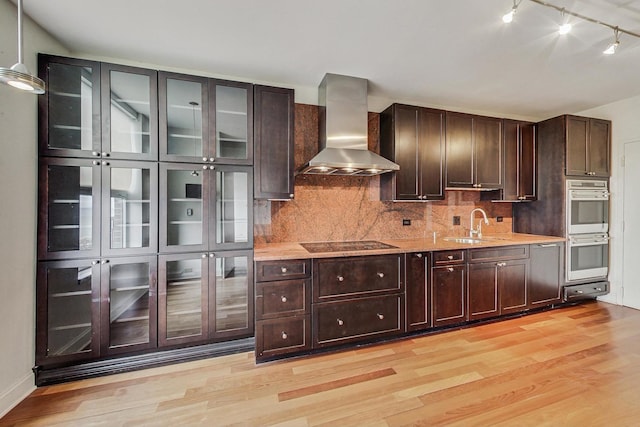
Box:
298 73 399 176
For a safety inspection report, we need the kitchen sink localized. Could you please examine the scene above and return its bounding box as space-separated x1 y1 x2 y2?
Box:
443 237 485 244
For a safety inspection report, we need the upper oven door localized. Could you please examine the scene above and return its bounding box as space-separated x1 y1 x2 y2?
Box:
567 186 609 234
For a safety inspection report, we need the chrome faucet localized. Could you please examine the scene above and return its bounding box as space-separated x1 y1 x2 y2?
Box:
470 208 489 238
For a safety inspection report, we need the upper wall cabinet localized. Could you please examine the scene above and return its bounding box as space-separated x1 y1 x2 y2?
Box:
253 85 295 200
502 120 536 202
380 104 445 201
38 55 102 158
160 75 254 165
565 115 610 177
101 63 158 161
446 112 503 190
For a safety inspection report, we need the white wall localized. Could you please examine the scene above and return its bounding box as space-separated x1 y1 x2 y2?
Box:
0 0 68 417
579 95 640 306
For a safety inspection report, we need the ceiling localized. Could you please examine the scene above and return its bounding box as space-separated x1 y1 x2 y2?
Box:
18 0 640 121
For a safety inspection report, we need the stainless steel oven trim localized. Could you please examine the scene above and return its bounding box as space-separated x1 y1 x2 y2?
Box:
566 233 609 282
566 179 609 235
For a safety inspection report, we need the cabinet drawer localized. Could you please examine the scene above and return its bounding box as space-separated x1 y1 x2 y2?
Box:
256 279 310 320
256 259 311 282
469 245 529 262
563 281 609 301
255 316 311 359
313 255 402 301
433 250 465 265
313 294 403 347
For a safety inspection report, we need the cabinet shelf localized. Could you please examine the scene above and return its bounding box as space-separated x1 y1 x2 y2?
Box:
50 323 91 331
51 290 92 298
112 285 149 292
169 198 202 202
218 137 247 143
112 316 148 323
122 200 150 204
51 199 80 204
168 134 202 140
218 110 247 116
169 220 202 225
168 309 202 316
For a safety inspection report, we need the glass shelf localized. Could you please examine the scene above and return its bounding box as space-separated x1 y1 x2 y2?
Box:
50 290 92 298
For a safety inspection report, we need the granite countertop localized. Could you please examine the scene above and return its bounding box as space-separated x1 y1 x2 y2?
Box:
254 233 565 261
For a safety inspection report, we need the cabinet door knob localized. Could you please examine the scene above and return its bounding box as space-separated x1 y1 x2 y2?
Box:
209 157 215 162
209 253 215 258
337 319 344 326
201 254 207 258
280 296 287 303
202 165 208 170
377 313 384 320
377 272 385 278
92 260 100 265
447 255 454 260
577 290 584 294
289 194 294 198
337 275 344 282
92 151 101 157
102 161 109 166
202 157 208 162
102 152 110 157
281 331 288 340
447 267 454 272
416 253 423 258
280 267 287 273
92 160 100 165
595 288 603 292
101 259 109 264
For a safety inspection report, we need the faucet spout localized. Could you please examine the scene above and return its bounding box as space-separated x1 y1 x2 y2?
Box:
470 208 489 238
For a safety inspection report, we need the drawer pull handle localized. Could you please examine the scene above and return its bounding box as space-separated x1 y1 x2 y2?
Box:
377 272 385 278
337 275 344 282
447 255 454 260
577 290 584 294
447 267 454 272
377 313 384 320
281 296 287 303
595 288 603 292
281 331 288 340
337 319 344 326
281 267 287 273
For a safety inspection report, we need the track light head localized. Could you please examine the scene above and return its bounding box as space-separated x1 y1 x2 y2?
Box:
558 23 572 35
502 0 520 24
603 28 621 55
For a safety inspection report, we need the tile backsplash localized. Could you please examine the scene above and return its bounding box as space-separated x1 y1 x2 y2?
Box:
254 104 512 244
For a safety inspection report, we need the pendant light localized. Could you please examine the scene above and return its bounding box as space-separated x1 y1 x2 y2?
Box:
0 0 45 94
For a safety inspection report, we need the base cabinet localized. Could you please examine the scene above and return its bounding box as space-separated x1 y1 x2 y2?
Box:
432 251 467 327
406 252 431 331
529 243 564 308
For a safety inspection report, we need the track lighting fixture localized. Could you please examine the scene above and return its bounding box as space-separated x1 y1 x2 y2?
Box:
502 0 521 23
558 10 571 35
0 0 45 94
503 0 640 55
603 28 620 55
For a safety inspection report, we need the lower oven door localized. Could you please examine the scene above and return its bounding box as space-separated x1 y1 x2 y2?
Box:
567 234 609 282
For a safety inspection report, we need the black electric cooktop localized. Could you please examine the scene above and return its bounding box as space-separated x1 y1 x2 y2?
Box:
300 240 398 253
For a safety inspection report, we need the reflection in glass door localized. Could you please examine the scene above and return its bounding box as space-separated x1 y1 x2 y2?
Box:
212 82 252 163
214 166 253 249
159 254 208 345
211 251 253 338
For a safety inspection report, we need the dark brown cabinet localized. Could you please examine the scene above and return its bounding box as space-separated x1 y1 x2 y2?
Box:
432 250 467 327
467 262 499 321
529 242 564 308
499 260 529 315
253 85 295 200
159 72 253 165
502 120 536 201
380 104 445 201
255 259 311 360
566 115 610 177
446 112 503 190
405 252 431 331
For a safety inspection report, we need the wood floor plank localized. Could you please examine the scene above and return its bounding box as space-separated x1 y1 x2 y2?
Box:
4 301 640 426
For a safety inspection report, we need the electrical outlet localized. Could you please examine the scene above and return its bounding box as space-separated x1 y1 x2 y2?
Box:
187 208 193 216
453 216 460 226
496 216 503 222
402 219 411 226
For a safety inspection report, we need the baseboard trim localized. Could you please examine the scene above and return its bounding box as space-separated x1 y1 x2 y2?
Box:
0 373 36 418
34 337 255 386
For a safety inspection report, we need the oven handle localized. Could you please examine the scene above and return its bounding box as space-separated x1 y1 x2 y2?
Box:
569 190 610 200
569 236 610 246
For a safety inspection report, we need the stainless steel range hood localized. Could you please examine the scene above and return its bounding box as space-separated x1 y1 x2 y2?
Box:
297 73 399 176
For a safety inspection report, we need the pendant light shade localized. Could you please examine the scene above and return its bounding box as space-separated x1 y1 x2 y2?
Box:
0 0 45 94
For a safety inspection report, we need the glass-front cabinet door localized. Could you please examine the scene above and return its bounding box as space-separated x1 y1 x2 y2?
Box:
159 72 209 163
159 163 210 253
38 158 101 260
210 80 253 164
212 165 253 250
38 55 101 158
36 260 101 365
102 160 158 256
101 63 158 161
158 253 209 346
209 250 253 339
101 256 157 354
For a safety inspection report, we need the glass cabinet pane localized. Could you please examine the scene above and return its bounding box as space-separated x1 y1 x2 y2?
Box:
166 168 205 248
41 159 100 259
166 78 204 158
108 261 152 348
108 71 152 155
46 61 97 152
164 257 205 340
215 85 249 160
46 264 95 357
214 254 249 333
108 166 152 250
215 168 251 246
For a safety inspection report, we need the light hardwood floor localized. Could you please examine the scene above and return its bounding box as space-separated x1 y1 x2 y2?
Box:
3 301 640 426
